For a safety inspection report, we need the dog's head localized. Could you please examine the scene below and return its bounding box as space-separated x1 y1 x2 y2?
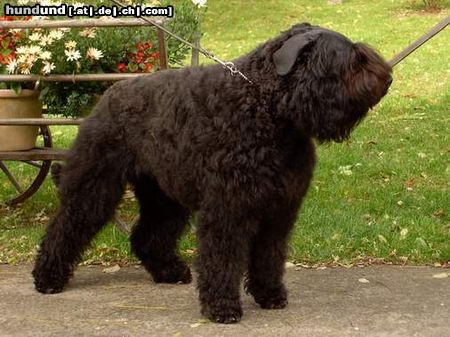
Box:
273 23 392 142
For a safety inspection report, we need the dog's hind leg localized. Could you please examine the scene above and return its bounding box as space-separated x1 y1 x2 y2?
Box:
32 127 129 294
130 174 192 284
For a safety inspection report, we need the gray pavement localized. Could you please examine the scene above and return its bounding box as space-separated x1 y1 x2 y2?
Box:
0 264 448 337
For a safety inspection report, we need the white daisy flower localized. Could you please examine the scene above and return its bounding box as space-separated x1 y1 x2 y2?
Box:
17 55 27 64
79 28 96 38
86 47 103 60
28 45 43 55
65 49 82 61
24 54 38 66
64 40 77 49
73 2 85 8
16 46 30 55
40 51 52 60
191 0 207 7
42 61 55 75
28 32 42 42
6 59 18 74
19 64 32 75
48 30 64 40
38 0 52 6
30 16 48 21
39 35 54 47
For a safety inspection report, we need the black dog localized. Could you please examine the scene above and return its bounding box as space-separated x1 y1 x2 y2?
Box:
33 23 392 323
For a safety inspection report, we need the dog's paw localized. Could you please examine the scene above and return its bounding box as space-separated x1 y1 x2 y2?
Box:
151 261 192 284
32 270 67 294
34 281 65 294
201 301 243 324
32 262 70 294
248 283 288 310
257 296 288 309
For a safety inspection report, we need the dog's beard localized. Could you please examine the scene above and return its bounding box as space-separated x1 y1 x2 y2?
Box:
313 108 368 143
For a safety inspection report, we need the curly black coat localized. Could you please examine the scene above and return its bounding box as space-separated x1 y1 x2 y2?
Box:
33 23 392 323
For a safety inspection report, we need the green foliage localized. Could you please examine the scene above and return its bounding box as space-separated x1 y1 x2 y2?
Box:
0 0 205 117
163 0 205 66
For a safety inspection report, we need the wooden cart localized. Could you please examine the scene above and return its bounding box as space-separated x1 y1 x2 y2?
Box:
0 18 169 231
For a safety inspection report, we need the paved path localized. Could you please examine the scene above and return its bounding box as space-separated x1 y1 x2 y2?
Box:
0 265 448 337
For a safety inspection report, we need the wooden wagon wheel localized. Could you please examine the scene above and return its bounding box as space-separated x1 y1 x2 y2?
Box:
113 189 139 235
0 125 52 205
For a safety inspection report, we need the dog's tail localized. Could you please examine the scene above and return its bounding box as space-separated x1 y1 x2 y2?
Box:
51 162 63 187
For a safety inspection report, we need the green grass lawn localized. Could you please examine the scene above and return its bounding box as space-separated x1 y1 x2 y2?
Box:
1 0 449 266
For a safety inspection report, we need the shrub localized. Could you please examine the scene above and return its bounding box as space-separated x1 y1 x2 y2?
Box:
0 0 206 117
423 0 444 10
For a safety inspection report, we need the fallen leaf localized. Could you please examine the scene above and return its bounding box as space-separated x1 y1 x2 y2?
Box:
362 214 372 221
432 273 448 279
295 263 311 269
400 228 408 238
285 262 295 269
415 237 428 248
338 165 353 176
331 233 341 240
378 234 388 244
358 278 370 283
399 256 408 263
432 209 445 218
404 178 415 188
185 249 196 255
103 264 121 273
190 319 209 328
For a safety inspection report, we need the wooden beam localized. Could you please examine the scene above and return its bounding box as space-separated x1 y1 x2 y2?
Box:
0 73 146 82
0 18 164 29
157 27 168 70
0 148 67 160
0 118 84 125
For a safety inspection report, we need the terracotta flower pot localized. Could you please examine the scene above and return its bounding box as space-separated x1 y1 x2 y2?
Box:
0 89 43 151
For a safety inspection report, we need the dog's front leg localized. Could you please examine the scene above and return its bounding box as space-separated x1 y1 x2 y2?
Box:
195 206 255 324
246 205 299 309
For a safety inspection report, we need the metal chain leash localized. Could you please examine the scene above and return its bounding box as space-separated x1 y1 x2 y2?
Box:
112 1 448 80
110 0 253 83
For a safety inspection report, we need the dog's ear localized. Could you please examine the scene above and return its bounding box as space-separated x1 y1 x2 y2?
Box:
273 32 318 76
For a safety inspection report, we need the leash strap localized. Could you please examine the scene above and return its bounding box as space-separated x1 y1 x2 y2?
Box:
389 17 449 67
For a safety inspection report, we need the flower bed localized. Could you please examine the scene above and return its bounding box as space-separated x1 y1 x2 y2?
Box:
0 0 206 117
